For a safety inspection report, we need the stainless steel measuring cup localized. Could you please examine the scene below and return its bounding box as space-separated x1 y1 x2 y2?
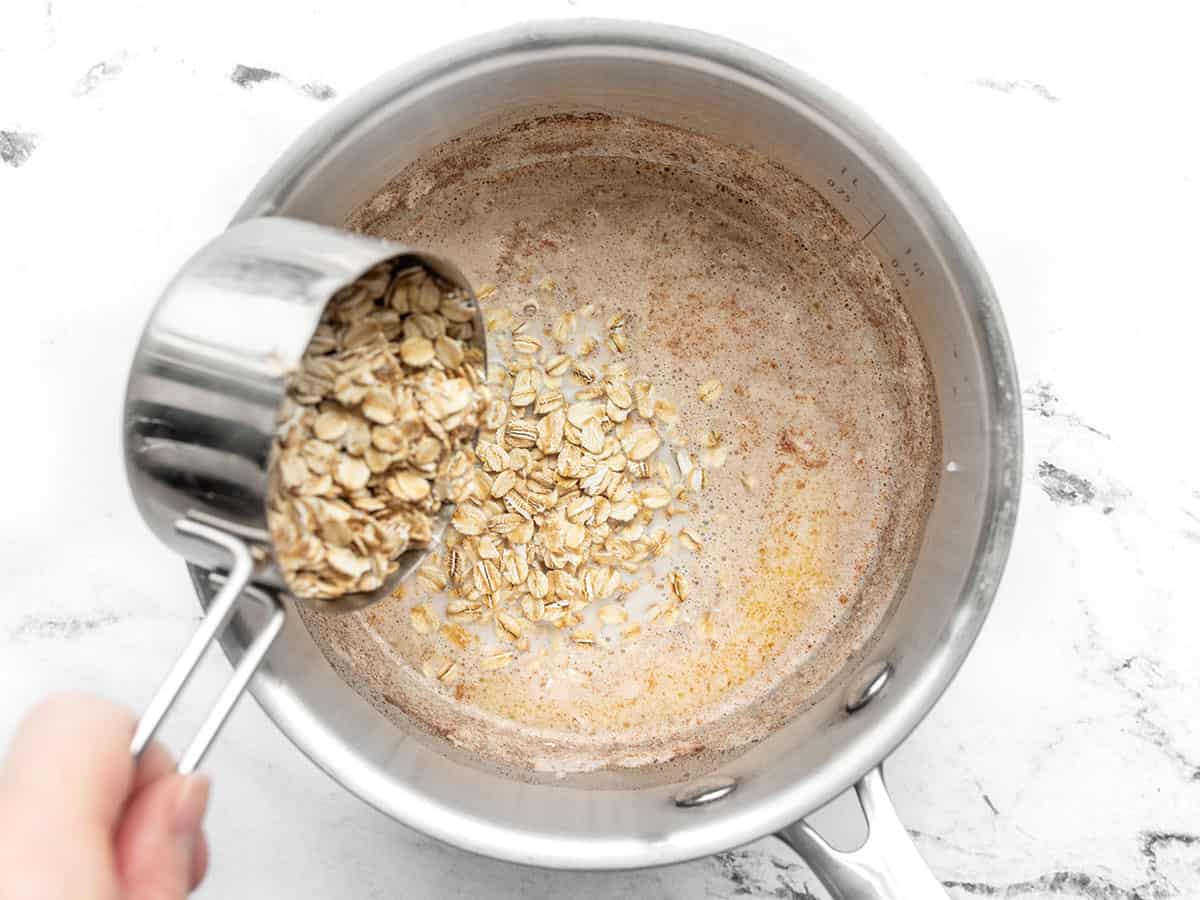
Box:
123 216 483 772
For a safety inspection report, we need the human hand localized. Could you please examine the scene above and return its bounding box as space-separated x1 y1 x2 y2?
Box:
0 694 210 900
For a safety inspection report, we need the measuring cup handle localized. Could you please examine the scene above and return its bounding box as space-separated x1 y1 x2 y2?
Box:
775 765 948 900
130 519 286 773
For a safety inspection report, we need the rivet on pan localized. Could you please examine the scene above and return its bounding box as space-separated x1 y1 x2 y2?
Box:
845 661 892 713
674 776 737 808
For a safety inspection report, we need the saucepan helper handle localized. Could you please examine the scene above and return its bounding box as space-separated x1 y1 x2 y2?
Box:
775 765 948 899
130 519 286 774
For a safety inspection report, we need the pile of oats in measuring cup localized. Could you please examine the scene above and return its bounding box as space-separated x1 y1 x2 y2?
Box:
266 263 488 600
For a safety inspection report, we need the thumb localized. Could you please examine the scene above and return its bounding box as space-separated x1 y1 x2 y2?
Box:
116 773 210 900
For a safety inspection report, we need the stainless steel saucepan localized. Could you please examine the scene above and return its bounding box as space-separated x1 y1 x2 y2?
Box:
164 20 1019 898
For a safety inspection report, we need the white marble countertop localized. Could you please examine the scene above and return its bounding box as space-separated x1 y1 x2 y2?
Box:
2 1 1198 897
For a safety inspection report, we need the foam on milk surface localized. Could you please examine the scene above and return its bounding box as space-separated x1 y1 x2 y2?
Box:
299 114 938 774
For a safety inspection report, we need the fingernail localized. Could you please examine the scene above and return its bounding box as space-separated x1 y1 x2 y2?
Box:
171 774 210 836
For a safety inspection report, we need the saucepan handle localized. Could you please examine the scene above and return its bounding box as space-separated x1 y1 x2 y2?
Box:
775 765 947 899
130 519 286 773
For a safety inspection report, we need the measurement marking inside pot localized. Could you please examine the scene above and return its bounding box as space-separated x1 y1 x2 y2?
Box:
858 213 886 243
